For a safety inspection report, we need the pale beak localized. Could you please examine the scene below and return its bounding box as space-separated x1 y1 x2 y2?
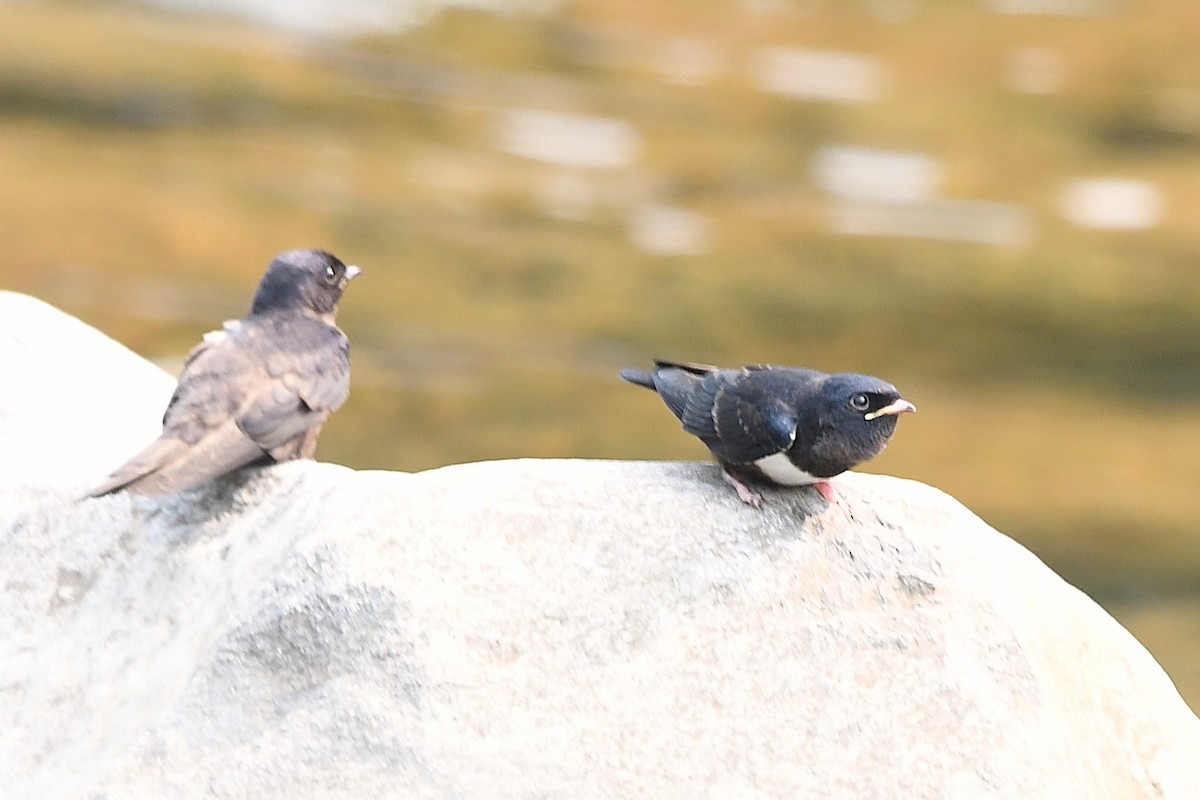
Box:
340 265 362 288
864 398 916 421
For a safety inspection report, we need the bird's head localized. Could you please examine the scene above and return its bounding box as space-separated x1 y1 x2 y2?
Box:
250 249 361 320
818 372 916 448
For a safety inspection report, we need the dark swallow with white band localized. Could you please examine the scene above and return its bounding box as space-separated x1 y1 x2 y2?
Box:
620 359 915 507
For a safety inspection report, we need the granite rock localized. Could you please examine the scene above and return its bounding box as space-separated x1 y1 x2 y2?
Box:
2 291 1197 799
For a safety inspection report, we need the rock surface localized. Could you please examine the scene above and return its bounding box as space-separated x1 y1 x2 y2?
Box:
2 290 1199 799
0 293 175 489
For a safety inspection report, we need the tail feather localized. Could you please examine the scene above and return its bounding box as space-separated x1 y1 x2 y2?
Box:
652 359 719 376
622 359 718 390
88 421 266 498
621 361 709 423
87 437 186 498
619 367 656 390
645 366 703 421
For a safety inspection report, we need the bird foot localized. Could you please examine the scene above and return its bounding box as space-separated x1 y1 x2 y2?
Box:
814 481 835 502
723 471 763 508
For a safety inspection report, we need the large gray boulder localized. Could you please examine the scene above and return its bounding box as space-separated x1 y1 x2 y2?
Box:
2 290 1198 799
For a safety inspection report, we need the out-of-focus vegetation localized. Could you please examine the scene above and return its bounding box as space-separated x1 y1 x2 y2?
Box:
1 1 1198 710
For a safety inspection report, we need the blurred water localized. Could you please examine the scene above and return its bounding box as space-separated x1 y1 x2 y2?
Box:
149 0 416 33
146 0 561 34
813 147 1033 245
494 109 640 169
813 147 941 203
1061 178 1164 230
750 47 886 103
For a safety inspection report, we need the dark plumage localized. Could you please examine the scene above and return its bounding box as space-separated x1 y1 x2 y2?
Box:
89 249 360 498
621 359 915 506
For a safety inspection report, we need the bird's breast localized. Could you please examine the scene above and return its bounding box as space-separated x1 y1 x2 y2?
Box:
751 452 819 486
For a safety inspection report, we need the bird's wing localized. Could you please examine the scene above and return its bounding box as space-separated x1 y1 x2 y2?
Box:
698 368 827 464
89 327 272 497
158 331 259 443
236 322 350 454
89 317 350 497
708 387 797 463
88 333 265 501
656 366 795 462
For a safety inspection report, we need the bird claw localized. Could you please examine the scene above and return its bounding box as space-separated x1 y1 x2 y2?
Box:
723 471 764 508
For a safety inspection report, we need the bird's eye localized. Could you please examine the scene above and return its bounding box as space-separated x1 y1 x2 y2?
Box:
850 393 870 411
323 265 339 284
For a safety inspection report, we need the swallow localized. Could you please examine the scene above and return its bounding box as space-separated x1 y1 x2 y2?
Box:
620 359 915 507
89 249 360 498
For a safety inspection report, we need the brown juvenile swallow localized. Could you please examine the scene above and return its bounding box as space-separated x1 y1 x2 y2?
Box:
89 249 360 497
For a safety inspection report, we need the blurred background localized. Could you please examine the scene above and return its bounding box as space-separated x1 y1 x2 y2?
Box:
2 0 1198 710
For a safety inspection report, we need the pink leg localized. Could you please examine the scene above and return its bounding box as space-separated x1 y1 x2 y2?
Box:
722 470 763 508
814 481 835 502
